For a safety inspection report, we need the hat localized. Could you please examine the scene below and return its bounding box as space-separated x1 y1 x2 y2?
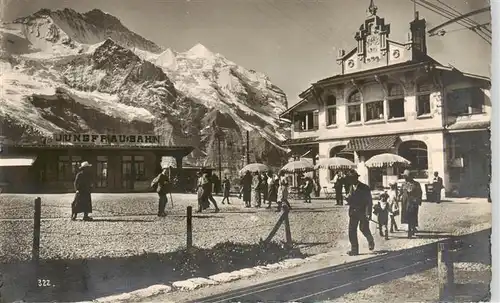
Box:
80 161 92 169
351 171 360 177
403 169 411 177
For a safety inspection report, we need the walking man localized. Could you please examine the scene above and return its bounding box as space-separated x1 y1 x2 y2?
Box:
206 171 221 212
432 171 443 203
333 171 344 205
151 167 170 217
401 169 422 238
345 171 375 256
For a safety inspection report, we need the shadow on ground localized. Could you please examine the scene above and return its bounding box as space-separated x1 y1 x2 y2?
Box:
0 241 307 302
189 228 491 303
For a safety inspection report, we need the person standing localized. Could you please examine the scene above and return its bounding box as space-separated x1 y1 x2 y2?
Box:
221 174 231 205
343 171 351 196
241 171 252 208
388 182 400 233
71 161 94 221
260 172 268 206
266 171 278 209
212 173 221 196
333 171 344 205
196 171 210 213
400 169 423 238
373 192 390 240
302 176 313 203
432 171 443 203
277 171 292 212
345 171 375 256
151 167 171 217
251 171 262 208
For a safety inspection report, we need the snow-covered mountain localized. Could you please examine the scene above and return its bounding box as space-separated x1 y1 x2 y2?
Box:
0 8 289 166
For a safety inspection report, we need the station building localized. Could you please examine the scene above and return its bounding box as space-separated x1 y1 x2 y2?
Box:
0 133 194 193
280 2 491 197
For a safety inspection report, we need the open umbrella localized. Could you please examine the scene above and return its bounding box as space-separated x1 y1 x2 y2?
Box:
314 157 356 170
239 163 270 174
280 160 314 174
365 153 411 168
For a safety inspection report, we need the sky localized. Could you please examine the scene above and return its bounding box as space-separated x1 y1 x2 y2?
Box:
2 0 491 106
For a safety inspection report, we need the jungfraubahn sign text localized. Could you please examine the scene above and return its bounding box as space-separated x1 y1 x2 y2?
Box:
50 133 162 145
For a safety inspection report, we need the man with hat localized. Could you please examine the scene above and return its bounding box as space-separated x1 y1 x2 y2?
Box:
151 167 171 217
345 170 375 256
72 161 94 221
400 169 423 238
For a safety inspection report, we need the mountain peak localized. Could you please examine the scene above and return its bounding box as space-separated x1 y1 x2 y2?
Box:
187 43 215 58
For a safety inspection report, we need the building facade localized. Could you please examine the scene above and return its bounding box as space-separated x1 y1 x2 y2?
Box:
280 2 491 198
0 133 194 193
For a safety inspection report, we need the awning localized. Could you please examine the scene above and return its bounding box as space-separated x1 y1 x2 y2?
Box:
446 121 490 133
0 156 37 167
344 135 399 152
282 136 319 146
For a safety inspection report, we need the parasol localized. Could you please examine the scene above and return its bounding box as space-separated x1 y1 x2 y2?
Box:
239 163 270 174
280 160 314 174
314 157 356 170
365 153 411 168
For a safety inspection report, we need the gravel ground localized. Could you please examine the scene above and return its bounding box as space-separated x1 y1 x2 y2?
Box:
0 194 491 262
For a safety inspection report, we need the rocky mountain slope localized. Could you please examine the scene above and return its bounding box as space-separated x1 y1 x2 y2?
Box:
0 8 289 167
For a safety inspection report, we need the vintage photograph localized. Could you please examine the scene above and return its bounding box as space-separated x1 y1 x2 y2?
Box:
0 0 492 302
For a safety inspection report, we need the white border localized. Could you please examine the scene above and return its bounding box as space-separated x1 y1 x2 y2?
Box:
491 1 498 302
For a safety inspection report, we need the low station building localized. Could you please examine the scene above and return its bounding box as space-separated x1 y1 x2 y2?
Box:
280 1 491 198
0 133 194 193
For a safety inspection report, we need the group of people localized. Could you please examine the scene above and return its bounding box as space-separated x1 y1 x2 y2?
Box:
237 170 292 211
345 168 424 256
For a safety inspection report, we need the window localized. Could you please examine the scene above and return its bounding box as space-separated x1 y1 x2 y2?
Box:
347 90 362 123
293 111 319 131
365 101 384 121
326 95 337 126
96 156 108 188
388 83 405 119
398 141 428 179
416 81 432 116
58 156 82 181
447 87 485 116
134 155 146 181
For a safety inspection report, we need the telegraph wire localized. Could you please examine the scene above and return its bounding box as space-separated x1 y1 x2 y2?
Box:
436 0 491 33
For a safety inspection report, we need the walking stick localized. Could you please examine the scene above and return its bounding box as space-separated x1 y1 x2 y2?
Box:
169 192 175 208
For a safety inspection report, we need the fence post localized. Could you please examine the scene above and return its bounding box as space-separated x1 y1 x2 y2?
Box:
438 240 455 301
283 206 292 247
186 206 193 249
32 197 41 264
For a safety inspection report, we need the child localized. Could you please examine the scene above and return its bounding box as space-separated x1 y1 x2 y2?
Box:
388 182 399 232
373 192 390 240
221 175 231 205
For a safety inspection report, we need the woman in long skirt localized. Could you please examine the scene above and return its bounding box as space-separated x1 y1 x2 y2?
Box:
277 171 292 212
196 172 210 213
251 172 262 208
242 171 252 208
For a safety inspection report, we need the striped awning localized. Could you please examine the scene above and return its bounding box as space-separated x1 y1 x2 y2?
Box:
0 156 37 167
344 135 399 151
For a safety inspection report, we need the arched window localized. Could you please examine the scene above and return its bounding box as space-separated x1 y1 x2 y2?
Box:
387 83 405 119
329 145 355 180
347 90 362 123
326 95 337 126
416 80 432 116
398 140 428 179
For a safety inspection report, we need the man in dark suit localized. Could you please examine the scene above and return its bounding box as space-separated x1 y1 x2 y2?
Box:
432 171 443 203
345 171 375 256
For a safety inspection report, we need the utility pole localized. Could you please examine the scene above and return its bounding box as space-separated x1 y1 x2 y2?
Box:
217 132 222 182
246 130 250 164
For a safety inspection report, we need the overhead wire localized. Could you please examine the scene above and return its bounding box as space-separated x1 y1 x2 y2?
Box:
436 0 491 33
412 0 490 44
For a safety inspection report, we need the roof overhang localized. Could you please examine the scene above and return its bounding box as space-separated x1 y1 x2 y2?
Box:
434 65 490 82
279 98 309 120
0 156 37 167
445 120 490 133
343 135 399 152
282 136 319 146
